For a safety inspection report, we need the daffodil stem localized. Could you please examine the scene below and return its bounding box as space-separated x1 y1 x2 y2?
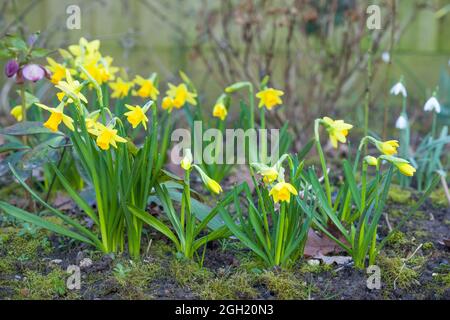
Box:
260 108 267 163
314 120 332 205
364 33 373 152
275 203 286 266
248 83 255 130
361 162 368 216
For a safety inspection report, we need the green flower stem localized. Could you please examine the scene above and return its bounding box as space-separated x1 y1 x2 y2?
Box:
361 161 368 215
314 119 332 205
274 202 286 266
431 111 437 139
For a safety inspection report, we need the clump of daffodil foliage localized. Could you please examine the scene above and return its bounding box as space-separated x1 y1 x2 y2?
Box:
0 37 440 272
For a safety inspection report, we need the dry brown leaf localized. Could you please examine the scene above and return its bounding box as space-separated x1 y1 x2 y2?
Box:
304 229 346 258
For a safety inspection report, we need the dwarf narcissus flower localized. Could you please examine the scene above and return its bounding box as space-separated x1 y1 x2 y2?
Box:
68 37 100 57
396 162 416 177
261 167 279 184
166 83 197 109
35 102 75 132
382 156 416 177
10 105 24 121
212 103 228 121
390 82 407 97
180 149 193 171
124 103 150 130
395 114 408 129
109 77 134 99
88 123 127 151
132 75 159 100
376 140 399 156
321 117 353 148
85 110 101 130
46 57 71 84
194 165 223 194
269 181 298 203
364 156 378 166
423 97 441 113
162 96 174 113
56 70 88 104
256 88 284 110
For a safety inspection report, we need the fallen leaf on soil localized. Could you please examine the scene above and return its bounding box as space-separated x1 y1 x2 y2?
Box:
442 238 450 248
304 229 346 258
227 165 254 192
52 192 75 211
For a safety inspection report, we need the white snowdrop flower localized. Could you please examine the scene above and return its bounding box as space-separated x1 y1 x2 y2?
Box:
423 97 441 113
390 82 407 97
395 115 408 129
381 52 390 63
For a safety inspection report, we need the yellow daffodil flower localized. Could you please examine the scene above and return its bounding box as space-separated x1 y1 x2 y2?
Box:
212 103 228 121
88 123 127 151
162 96 174 112
35 102 74 132
46 57 72 84
55 70 87 104
124 104 149 130
133 75 159 100
194 165 223 194
68 37 100 57
10 105 24 121
180 149 193 171
269 182 298 203
261 167 279 184
395 162 416 177
109 77 134 99
376 140 399 156
256 88 284 110
85 110 101 130
321 117 353 148
166 83 197 108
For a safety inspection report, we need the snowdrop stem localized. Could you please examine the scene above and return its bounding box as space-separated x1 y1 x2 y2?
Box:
431 111 437 139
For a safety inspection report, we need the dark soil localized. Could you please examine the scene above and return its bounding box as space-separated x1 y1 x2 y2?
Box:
0 195 449 300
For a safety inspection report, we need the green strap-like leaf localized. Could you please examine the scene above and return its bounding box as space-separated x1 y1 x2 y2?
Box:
0 201 94 245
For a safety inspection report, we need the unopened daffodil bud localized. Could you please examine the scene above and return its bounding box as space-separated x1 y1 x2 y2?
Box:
376 140 399 156
180 149 193 171
364 156 378 166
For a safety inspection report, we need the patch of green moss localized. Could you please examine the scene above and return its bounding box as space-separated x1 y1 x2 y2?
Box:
422 242 434 250
377 254 425 291
17 268 78 300
386 230 408 247
112 260 161 299
150 240 175 259
299 262 333 274
197 271 258 300
413 230 430 239
259 270 309 299
388 185 412 204
169 258 212 287
429 188 449 208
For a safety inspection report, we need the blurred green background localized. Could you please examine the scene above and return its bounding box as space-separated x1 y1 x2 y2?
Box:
1 0 450 139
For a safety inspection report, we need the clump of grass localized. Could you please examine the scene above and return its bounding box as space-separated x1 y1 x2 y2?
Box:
197 271 258 300
388 185 412 204
259 270 310 299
